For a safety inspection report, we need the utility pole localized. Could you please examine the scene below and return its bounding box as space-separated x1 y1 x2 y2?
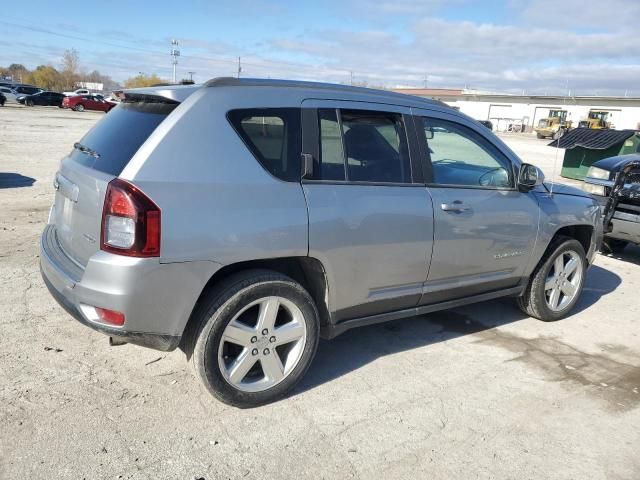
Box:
237 57 242 78
188 71 195 82
423 75 429 88
170 39 180 84
350 71 353 86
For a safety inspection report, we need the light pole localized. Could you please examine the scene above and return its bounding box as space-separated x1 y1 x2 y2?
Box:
170 39 180 84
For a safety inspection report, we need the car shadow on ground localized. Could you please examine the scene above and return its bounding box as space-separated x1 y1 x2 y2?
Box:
296 264 621 395
600 243 640 267
0 173 35 189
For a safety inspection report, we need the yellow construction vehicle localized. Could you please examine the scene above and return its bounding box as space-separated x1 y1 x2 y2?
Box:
578 110 611 129
534 109 572 139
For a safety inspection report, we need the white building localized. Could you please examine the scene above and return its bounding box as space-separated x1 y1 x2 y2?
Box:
392 88 640 132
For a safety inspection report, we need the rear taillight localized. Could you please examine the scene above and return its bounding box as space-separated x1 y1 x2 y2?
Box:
100 178 160 257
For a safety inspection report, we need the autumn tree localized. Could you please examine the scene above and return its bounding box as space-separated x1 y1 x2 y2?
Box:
123 73 166 88
23 65 64 91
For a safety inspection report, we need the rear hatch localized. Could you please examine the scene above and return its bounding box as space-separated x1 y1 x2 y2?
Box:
52 99 178 267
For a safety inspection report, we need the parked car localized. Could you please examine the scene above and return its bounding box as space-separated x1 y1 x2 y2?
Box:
40 78 603 407
13 85 43 97
63 88 91 96
0 86 20 103
63 94 116 112
0 92 5 106
583 154 640 252
18 91 65 107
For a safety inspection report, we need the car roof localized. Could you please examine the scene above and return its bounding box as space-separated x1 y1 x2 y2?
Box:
124 77 448 109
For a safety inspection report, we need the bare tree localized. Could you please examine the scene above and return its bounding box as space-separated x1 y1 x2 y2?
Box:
60 49 80 89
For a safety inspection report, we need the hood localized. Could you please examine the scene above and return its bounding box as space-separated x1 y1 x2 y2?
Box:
542 182 591 198
592 154 640 173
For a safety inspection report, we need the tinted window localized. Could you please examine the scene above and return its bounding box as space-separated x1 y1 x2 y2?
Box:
70 102 177 175
422 118 513 188
341 110 411 183
228 108 301 182
317 109 346 180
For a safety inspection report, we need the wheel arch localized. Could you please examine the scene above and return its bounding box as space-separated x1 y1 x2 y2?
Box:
550 224 594 260
181 256 332 346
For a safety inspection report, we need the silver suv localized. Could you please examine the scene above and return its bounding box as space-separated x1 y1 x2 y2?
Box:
40 78 603 407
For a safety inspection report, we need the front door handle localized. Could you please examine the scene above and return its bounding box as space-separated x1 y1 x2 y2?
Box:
441 201 470 212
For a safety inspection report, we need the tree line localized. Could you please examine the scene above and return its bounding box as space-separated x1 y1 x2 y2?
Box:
0 49 172 92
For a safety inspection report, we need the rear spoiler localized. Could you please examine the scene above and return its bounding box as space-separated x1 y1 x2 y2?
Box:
120 84 200 103
122 92 180 104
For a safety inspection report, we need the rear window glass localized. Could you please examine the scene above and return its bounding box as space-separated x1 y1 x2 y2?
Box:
228 108 301 181
70 102 177 175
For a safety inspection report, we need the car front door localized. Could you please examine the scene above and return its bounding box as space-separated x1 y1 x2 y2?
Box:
413 109 540 305
301 100 434 321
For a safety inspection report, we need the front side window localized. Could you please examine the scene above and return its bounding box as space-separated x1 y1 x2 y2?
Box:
228 108 301 182
422 118 513 188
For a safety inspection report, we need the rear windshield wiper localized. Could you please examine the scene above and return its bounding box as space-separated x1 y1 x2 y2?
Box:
73 142 100 159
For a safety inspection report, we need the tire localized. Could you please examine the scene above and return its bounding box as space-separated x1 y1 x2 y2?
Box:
74 104 84 112
187 270 320 408
517 237 587 321
600 238 628 254
536 133 544 139
26 99 34 107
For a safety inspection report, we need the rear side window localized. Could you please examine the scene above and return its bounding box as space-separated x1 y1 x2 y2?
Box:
313 109 412 183
228 108 301 182
70 102 177 175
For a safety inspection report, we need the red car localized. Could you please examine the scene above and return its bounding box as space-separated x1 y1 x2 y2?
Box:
62 94 117 113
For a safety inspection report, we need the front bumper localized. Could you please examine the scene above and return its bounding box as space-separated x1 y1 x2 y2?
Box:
40 224 218 351
589 193 640 245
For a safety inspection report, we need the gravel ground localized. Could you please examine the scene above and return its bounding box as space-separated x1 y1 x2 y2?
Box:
1 105 639 480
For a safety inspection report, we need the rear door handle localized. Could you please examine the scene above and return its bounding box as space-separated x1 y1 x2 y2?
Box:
441 201 470 212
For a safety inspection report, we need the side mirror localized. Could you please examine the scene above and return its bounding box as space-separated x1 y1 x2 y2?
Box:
425 127 434 140
518 163 544 191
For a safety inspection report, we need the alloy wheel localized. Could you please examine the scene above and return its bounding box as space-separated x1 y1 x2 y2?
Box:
544 250 583 312
217 296 307 393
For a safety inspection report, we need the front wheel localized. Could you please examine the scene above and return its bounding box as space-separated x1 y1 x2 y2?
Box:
26 99 34 107
518 237 586 321
74 104 84 112
188 270 320 408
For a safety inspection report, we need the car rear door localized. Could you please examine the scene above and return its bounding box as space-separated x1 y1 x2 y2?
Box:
412 108 539 304
301 99 434 321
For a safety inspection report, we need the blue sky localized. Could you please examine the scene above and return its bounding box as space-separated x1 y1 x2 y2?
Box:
1 0 638 94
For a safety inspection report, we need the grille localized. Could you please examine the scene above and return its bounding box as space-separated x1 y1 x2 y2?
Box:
626 170 640 185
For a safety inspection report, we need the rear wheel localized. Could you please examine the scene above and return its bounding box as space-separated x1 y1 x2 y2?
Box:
518 237 586 321
188 270 320 408
74 104 85 112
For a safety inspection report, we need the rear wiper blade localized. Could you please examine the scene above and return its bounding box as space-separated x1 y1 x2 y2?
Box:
73 142 100 159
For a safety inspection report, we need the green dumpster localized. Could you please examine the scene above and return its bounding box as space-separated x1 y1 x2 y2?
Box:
549 128 640 180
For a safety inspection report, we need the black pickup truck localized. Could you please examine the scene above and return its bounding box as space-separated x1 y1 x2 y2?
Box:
583 154 640 252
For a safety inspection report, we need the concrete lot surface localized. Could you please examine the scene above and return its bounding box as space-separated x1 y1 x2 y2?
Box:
1 105 639 479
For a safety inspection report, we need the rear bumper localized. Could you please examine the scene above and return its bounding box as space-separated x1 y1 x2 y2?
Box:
40 224 219 351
